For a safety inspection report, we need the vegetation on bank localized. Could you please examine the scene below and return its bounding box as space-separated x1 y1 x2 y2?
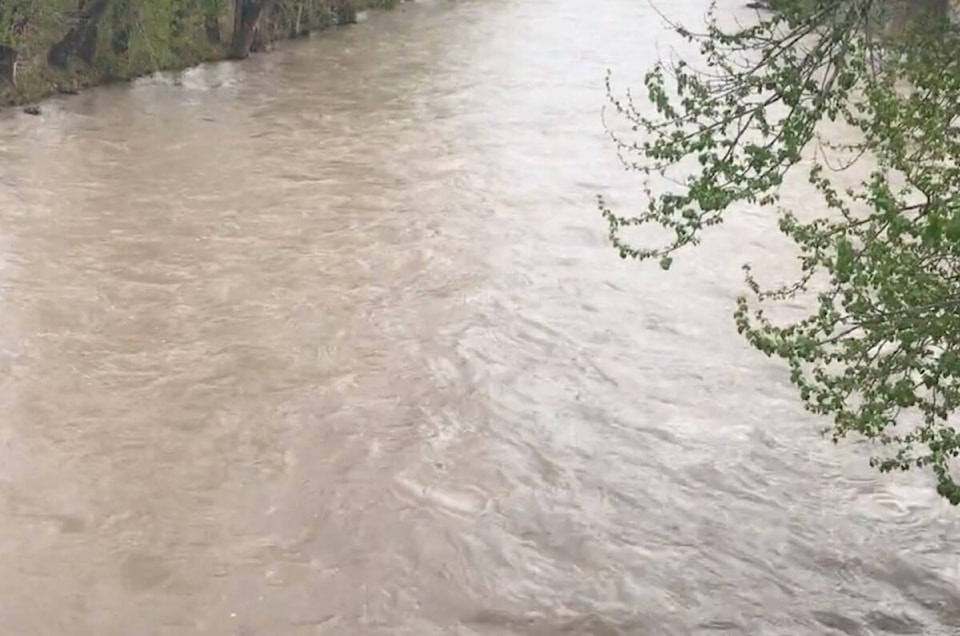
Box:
603 0 960 503
0 0 401 107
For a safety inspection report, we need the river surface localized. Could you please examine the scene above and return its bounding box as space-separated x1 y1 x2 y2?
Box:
1 0 959 634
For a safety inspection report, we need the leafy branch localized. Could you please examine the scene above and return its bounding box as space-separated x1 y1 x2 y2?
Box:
603 0 960 501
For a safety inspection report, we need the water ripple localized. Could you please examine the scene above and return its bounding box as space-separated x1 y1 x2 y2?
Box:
0 0 957 634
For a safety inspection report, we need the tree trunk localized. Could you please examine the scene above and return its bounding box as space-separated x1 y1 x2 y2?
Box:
230 0 275 59
232 0 244 45
250 23 271 52
205 16 221 44
76 23 100 64
47 0 111 68
292 2 305 37
0 45 18 89
111 28 130 56
330 0 357 26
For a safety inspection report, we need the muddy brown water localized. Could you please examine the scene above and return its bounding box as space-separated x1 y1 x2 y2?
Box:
0 0 959 634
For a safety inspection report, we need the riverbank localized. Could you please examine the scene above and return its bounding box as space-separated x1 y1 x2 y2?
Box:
0 0 402 110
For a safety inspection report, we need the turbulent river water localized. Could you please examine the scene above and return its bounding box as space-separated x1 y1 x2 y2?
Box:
0 0 959 634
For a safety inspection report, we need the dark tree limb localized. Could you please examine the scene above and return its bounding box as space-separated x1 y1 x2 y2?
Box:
47 0 111 68
330 0 357 25
229 0 279 59
0 44 18 89
205 16 222 44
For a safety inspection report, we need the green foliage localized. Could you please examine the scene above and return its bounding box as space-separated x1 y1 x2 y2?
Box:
0 0 74 51
0 2 25 48
603 0 960 502
2 0 390 104
199 0 227 19
265 1 340 38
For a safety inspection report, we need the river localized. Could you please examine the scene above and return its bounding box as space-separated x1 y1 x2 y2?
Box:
0 0 958 634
